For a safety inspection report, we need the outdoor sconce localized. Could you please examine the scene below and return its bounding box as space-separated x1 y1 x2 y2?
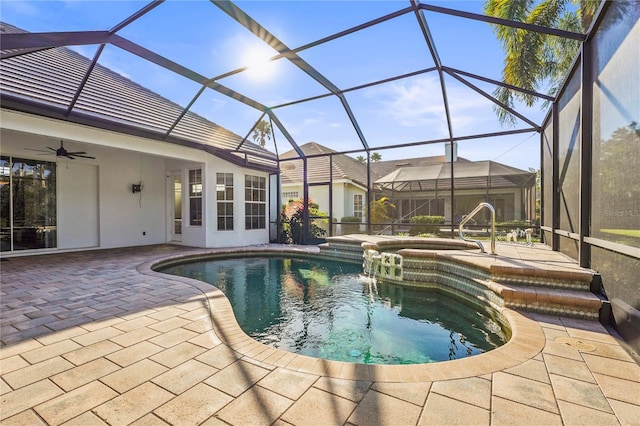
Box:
132 183 143 193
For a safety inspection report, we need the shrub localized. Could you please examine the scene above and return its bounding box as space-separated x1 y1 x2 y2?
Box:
340 216 362 235
418 232 438 238
367 197 396 231
281 199 326 244
410 215 445 235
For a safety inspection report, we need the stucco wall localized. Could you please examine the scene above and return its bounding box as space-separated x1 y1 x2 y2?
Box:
204 159 270 248
1 110 271 252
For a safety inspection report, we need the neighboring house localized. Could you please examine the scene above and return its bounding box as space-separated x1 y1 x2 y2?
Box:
0 23 276 254
279 142 369 234
375 159 537 225
280 142 536 234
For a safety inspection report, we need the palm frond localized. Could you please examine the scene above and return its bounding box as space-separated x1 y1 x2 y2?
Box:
492 86 518 127
483 0 588 125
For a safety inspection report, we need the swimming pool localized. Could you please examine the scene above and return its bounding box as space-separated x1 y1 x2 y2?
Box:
159 255 508 365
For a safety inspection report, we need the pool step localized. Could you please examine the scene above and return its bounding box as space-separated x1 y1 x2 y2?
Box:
318 241 363 263
401 254 593 293
492 283 602 319
319 237 602 321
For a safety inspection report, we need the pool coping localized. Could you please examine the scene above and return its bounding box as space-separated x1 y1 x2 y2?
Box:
140 245 546 383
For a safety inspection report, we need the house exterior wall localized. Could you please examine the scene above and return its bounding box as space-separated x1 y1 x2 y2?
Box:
342 183 367 219
279 180 368 237
0 109 271 253
309 185 330 216
98 148 167 249
57 162 99 249
206 162 270 248
280 180 367 225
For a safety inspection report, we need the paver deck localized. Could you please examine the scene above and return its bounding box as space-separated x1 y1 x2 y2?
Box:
1 243 639 425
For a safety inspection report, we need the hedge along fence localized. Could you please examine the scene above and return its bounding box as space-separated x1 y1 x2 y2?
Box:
340 216 363 234
409 215 445 235
495 220 534 228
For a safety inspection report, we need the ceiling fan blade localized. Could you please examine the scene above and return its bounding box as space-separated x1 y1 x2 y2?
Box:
27 141 95 160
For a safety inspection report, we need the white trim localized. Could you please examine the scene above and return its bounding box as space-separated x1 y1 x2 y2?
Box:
1 109 205 162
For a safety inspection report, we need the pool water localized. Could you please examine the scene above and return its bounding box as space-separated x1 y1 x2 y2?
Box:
160 256 507 365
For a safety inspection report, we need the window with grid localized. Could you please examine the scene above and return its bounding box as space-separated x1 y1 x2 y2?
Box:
245 175 266 230
354 194 363 218
216 172 233 231
282 191 299 201
189 169 202 226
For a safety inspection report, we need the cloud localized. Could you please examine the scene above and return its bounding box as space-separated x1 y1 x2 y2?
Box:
303 117 322 126
364 74 498 135
365 75 445 126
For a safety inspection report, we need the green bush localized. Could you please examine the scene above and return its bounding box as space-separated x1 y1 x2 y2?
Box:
340 216 362 234
410 215 445 235
281 199 326 244
367 197 395 231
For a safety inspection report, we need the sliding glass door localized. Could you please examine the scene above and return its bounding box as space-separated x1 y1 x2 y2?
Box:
0 156 57 252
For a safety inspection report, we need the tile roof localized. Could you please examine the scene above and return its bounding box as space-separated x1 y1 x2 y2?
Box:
280 142 535 191
0 22 276 171
280 142 373 187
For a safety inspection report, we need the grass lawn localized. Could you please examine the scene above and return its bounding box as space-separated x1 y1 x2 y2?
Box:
600 229 640 238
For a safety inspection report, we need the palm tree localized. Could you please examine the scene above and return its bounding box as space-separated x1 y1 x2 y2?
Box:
367 196 396 232
483 0 600 125
370 152 382 162
355 155 367 164
251 119 272 148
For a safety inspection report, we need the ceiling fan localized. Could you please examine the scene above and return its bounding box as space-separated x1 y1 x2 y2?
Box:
25 140 95 160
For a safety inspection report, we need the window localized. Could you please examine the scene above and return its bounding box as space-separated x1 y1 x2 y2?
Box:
189 169 202 226
282 191 299 201
354 194 363 218
245 175 266 229
216 173 233 231
1 156 57 251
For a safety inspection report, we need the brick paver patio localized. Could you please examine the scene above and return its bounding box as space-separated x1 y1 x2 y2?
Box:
1 244 639 425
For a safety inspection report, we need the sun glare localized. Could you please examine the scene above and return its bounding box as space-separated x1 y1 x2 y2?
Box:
241 45 278 82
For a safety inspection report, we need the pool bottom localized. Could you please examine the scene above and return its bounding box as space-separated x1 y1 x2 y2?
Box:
156 253 509 366
146 246 545 381
252 268 508 365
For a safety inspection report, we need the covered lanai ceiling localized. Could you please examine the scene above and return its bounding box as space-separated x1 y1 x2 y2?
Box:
0 0 586 167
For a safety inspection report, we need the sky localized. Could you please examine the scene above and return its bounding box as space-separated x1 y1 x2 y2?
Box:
0 0 558 171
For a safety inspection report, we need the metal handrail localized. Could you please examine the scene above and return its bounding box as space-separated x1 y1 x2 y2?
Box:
458 202 496 255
